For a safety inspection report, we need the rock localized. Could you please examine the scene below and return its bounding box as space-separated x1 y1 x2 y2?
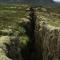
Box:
35 20 60 60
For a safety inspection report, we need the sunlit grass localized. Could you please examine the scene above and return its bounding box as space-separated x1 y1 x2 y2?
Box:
0 4 29 46
38 10 60 27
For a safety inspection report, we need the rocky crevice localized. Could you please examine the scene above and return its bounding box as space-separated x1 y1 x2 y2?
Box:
0 7 60 60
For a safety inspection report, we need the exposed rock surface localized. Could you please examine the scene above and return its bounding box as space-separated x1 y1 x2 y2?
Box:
35 19 60 60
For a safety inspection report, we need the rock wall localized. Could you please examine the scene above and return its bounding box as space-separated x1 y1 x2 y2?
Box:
35 20 60 60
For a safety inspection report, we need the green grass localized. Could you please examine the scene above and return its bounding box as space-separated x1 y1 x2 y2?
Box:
38 8 60 27
0 4 28 29
0 4 29 47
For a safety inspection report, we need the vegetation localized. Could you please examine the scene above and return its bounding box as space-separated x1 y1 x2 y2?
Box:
0 4 60 60
0 4 29 60
37 6 60 27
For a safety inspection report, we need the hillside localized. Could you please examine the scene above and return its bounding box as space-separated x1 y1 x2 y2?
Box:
0 4 60 60
0 0 60 7
35 7 60 60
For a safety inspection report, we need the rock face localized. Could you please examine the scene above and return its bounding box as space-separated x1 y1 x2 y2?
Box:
35 20 60 60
